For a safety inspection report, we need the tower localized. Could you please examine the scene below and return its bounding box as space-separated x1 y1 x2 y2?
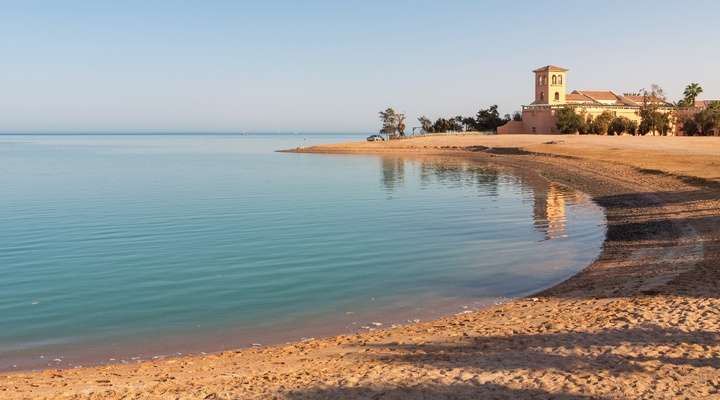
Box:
533 65 567 105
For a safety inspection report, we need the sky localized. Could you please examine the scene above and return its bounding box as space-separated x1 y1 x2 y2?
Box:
1 0 719 133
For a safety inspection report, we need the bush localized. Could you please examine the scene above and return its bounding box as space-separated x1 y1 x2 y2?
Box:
591 111 614 135
608 116 633 135
555 107 584 134
627 120 638 136
682 118 699 136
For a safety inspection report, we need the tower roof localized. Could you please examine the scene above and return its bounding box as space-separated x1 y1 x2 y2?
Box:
533 65 568 73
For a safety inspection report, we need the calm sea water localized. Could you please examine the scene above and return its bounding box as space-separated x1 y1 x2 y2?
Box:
0 134 605 370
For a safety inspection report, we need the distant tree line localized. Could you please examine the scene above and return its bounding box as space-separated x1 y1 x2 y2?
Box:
416 105 521 134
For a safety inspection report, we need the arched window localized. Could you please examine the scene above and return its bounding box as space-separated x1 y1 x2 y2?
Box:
552 75 557 84
558 75 563 84
554 92 560 101
540 91 544 101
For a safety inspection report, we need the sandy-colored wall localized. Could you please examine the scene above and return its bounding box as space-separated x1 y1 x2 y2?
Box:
496 120 526 134
504 105 679 135
519 107 560 134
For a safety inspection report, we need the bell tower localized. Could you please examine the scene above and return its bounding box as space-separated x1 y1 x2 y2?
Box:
533 65 567 105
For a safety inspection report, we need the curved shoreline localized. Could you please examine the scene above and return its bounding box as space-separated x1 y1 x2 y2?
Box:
4 135 720 399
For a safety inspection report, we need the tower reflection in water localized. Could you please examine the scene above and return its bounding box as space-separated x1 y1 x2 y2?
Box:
379 156 586 240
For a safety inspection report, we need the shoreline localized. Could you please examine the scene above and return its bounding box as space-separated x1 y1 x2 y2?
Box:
4 134 720 399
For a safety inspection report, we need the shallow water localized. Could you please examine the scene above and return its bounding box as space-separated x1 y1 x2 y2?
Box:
0 134 605 370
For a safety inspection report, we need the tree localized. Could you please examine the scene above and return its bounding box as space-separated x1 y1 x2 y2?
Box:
512 111 522 122
638 86 672 135
462 117 477 131
694 102 720 135
475 105 507 132
626 119 638 136
555 106 584 134
432 118 452 133
682 118 700 136
378 107 406 138
608 116 632 136
591 111 614 135
682 83 703 107
397 113 406 136
418 116 433 133
650 84 667 102
658 112 672 136
450 116 464 132
578 113 593 135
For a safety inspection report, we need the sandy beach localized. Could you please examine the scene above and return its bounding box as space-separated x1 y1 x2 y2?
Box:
4 134 720 399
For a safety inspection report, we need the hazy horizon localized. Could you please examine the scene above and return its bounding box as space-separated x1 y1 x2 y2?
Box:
2 1 719 133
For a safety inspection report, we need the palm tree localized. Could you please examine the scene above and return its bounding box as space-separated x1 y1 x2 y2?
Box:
683 83 703 107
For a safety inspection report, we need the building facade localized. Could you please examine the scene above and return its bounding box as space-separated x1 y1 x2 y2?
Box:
498 65 675 135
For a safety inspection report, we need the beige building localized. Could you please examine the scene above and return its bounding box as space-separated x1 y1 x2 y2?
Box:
499 65 675 135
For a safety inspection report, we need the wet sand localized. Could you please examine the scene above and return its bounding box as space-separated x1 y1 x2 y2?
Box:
4 134 720 399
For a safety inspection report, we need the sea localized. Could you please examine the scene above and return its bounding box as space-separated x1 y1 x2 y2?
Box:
0 134 606 370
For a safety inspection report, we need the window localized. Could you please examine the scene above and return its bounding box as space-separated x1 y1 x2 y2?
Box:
558 75 563 84
540 91 544 101
554 92 560 101
552 75 557 84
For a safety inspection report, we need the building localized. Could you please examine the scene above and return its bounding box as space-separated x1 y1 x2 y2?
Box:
498 65 675 135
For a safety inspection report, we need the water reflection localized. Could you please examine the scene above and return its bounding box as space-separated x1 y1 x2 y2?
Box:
531 183 584 240
381 158 405 192
379 157 591 241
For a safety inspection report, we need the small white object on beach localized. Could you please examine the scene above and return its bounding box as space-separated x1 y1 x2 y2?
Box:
531 297 539 302
371 322 382 326
251 343 262 347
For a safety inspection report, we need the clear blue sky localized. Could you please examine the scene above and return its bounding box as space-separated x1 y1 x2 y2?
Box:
2 1 719 133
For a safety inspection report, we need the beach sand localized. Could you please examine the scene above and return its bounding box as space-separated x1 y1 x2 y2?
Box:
3 134 720 399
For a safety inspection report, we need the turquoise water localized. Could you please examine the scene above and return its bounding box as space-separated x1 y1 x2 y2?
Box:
0 134 605 370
